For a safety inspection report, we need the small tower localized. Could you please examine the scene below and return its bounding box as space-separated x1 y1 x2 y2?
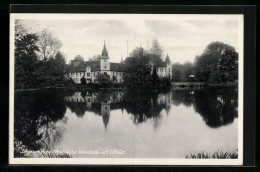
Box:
100 41 110 73
165 53 172 78
120 54 124 63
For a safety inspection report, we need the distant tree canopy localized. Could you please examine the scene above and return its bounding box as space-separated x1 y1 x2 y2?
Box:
130 47 145 58
172 61 194 82
194 42 238 83
123 47 171 89
149 39 163 58
37 28 62 62
89 54 100 61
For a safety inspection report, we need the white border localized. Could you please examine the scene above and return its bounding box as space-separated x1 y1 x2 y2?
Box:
9 13 244 165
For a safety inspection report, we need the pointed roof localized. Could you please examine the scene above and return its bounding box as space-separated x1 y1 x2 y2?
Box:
101 41 109 59
165 53 171 64
120 56 124 63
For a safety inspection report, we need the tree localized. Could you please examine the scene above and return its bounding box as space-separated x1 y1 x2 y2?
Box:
172 62 194 82
80 75 87 85
182 61 194 82
123 54 153 88
37 28 62 62
130 47 145 58
194 42 238 83
89 54 100 61
15 33 40 89
149 39 163 58
96 74 112 87
15 20 27 40
36 51 67 87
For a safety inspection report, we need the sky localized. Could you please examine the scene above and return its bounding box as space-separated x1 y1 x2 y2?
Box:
18 15 241 64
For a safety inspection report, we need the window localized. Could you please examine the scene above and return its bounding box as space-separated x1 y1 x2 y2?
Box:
105 66 106 69
104 72 107 75
87 73 90 77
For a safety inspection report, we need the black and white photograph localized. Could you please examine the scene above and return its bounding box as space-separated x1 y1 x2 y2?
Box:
9 13 243 165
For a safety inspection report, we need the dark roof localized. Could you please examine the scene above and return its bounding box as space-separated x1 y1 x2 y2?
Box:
110 62 126 72
165 54 171 64
68 61 100 72
150 56 166 67
68 61 125 72
101 43 109 59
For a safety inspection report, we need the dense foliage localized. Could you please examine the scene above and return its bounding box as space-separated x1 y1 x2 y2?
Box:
172 62 194 82
123 47 171 89
15 23 69 89
194 42 238 83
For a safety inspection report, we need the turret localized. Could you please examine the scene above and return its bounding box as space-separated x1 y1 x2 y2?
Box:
165 53 171 64
165 54 172 78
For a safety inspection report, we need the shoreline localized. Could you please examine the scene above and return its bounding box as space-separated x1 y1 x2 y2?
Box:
14 82 238 92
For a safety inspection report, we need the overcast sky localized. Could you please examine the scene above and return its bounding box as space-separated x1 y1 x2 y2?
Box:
19 16 240 64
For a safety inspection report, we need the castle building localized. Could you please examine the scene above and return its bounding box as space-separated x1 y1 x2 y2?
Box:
68 43 125 84
68 43 173 84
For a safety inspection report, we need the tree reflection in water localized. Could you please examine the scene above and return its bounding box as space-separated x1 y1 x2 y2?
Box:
14 89 67 157
192 88 238 128
14 87 238 157
171 88 238 128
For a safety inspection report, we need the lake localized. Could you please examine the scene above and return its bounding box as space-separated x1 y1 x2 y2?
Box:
14 87 238 158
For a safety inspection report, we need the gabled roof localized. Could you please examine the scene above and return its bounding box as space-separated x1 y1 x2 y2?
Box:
68 61 100 72
149 55 167 67
110 62 126 72
68 61 125 73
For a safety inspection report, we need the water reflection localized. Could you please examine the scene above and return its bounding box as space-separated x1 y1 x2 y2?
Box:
14 87 238 158
14 89 67 157
65 90 172 129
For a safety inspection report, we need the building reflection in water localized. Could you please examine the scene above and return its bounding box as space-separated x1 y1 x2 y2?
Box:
64 90 172 129
64 88 238 129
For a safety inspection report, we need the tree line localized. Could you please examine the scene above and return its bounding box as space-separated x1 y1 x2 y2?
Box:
172 41 238 84
15 19 238 90
15 20 69 89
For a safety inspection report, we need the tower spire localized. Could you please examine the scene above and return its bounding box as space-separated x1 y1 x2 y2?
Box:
120 53 124 63
101 40 109 58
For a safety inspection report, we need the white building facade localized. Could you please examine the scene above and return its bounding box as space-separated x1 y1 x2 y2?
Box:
68 43 173 84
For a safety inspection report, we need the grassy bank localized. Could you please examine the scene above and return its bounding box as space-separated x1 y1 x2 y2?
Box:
185 149 238 159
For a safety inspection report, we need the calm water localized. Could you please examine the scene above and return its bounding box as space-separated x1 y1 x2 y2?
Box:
14 88 238 158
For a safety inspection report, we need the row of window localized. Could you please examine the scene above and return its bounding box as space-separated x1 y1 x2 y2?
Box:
157 68 171 72
70 71 123 77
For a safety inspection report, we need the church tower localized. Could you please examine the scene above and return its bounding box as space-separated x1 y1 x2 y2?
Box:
100 41 110 74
